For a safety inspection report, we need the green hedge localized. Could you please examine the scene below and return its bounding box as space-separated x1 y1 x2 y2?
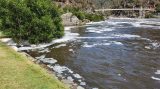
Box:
0 0 64 44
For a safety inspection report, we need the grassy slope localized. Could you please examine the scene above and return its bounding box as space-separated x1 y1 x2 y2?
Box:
0 42 69 89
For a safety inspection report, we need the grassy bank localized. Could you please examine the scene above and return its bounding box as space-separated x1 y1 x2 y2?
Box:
0 42 69 89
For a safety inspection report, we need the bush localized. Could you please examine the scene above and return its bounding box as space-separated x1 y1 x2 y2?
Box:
156 4 160 13
63 6 80 13
85 13 104 22
0 0 64 44
63 6 85 20
145 12 155 18
63 6 104 21
73 11 85 20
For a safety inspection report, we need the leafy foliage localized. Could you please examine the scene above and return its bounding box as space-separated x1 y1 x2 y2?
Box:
63 6 104 21
145 12 155 18
156 4 160 13
0 0 64 44
85 13 104 21
73 11 86 20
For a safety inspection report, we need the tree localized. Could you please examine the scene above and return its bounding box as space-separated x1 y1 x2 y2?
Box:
0 0 64 44
156 3 160 13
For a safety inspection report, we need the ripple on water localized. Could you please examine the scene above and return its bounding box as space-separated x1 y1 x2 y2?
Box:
83 41 123 48
86 27 115 33
151 70 160 81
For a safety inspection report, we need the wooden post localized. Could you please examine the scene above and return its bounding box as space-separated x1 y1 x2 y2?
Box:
139 6 143 18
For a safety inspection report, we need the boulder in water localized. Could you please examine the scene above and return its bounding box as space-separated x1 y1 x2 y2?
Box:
61 13 80 26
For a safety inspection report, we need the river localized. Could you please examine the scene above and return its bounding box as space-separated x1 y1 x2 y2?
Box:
26 18 160 89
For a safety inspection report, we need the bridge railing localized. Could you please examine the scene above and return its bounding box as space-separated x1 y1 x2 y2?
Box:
95 8 155 12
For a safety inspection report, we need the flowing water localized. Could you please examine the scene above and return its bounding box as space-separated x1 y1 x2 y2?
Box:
26 18 160 89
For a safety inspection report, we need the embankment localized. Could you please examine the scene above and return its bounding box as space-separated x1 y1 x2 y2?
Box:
0 42 69 89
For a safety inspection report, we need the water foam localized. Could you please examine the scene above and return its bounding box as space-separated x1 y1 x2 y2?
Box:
86 21 104 25
86 27 115 33
155 70 160 75
77 34 141 40
113 34 141 38
55 44 67 48
18 27 79 51
151 76 160 81
83 41 123 48
151 42 160 48
151 70 160 81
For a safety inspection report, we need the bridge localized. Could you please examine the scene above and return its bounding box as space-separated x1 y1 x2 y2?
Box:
95 7 155 18
95 8 154 11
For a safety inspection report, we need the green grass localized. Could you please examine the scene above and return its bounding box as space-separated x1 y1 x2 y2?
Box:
0 42 69 89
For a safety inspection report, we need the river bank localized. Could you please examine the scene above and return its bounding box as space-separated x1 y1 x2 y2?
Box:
0 42 69 89
0 26 88 89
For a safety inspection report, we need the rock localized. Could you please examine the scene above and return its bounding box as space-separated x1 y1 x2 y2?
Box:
52 65 68 74
80 82 86 86
19 41 31 47
57 74 63 78
61 13 80 26
47 65 54 69
78 80 82 82
92 88 98 89
80 19 90 25
0 38 12 42
145 46 151 49
55 44 67 48
118 74 121 76
62 79 74 85
77 86 84 89
35 55 45 60
31 44 36 47
38 48 50 53
73 74 82 79
40 58 57 64
155 70 160 75
67 76 74 82
35 55 57 64
0 38 17 46
11 46 18 51
36 60 41 64
68 69 74 74
69 49 73 52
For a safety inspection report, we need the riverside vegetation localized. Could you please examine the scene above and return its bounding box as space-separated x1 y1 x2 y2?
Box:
63 6 104 22
0 0 64 44
0 0 105 44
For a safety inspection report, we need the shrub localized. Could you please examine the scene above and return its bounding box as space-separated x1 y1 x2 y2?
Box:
145 12 155 18
156 4 160 13
63 6 104 21
85 13 104 22
73 11 86 20
0 0 64 44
